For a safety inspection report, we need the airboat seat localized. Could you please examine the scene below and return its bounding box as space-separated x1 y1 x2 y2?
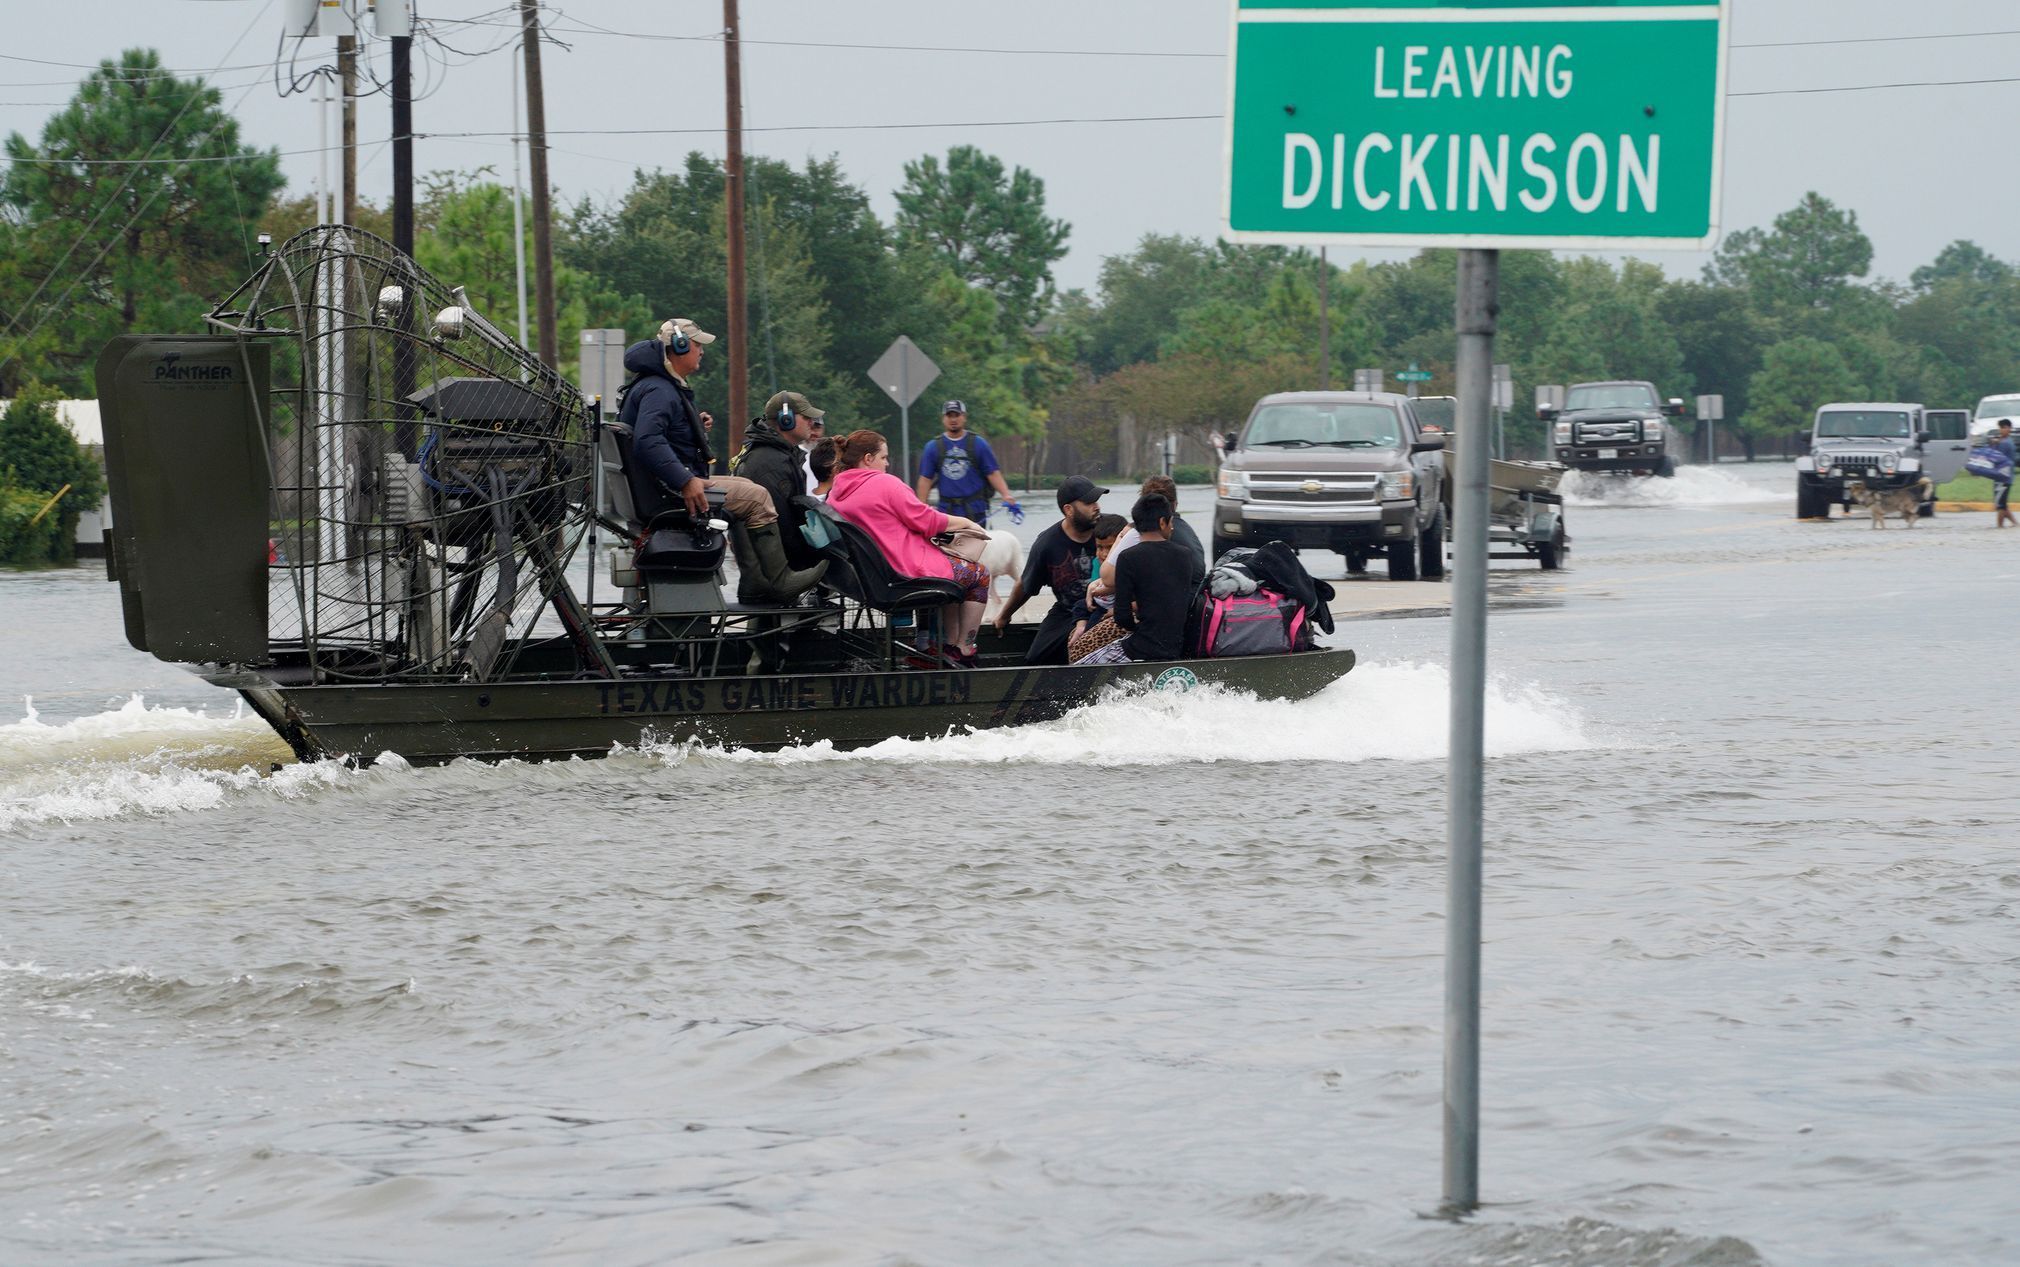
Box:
794 496 964 614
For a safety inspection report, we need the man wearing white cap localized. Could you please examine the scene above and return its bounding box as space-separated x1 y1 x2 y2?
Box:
618 319 824 602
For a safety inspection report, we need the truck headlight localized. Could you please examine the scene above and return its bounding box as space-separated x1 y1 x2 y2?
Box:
1553 422 1571 444
1217 468 1248 501
1645 420 1664 441
1880 452 1899 473
1379 469 1414 500
1815 451 1835 473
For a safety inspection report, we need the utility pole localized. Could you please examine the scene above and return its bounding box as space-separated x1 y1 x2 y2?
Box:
723 0 750 460
519 0 557 370
1318 246 1330 390
337 34 357 225
390 33 412 258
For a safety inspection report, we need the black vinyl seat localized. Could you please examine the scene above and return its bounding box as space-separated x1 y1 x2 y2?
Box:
597 421 726 575
795 495 962 612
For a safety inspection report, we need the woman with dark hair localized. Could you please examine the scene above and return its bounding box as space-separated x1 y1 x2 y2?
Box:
827 430 992 665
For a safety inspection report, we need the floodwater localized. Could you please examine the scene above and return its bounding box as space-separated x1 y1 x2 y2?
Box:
4 463 2019 1266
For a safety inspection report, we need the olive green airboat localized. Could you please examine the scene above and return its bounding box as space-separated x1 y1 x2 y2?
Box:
95 228 1352 764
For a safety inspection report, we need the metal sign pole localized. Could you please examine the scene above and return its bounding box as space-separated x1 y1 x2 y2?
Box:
1443 246 1498 1216
900 355 912 480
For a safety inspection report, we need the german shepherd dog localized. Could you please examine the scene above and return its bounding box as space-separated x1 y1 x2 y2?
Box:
1846 477 1933 528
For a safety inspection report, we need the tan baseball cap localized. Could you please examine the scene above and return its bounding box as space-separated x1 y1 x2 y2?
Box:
763 390 824 425
658 317 716 347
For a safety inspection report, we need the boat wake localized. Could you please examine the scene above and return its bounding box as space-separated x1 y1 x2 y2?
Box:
1562 466 1784 507
0 695 319 832
634 661 1614 768
5 664 1612 829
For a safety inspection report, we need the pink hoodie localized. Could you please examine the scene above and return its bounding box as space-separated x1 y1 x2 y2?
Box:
827 467 954 580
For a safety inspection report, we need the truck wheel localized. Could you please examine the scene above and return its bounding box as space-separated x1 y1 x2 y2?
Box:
1655 457 1677 478
1918 499 1936 518
1538 524 1567 570
1385 530 1420 581
1418 506 1446 578
1796 483 1827 520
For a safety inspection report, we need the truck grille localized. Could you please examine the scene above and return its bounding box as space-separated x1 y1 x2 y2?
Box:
1248 472 1379 504
1574 421 1642 444
1824 452 1890 474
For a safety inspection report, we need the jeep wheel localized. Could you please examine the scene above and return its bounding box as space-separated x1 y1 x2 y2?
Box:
1538 523 1567 570
1918 499 1936 518
1385 527 1421 581
1796 482 1829 520
1418 505 1446 579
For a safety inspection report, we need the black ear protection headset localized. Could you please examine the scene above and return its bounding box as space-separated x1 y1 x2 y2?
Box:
664 322 691 357
778 398 796 432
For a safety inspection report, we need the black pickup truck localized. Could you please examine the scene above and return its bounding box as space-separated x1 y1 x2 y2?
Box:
1540 380 1687 477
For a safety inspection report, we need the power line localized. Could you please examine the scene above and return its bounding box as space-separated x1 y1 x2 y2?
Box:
1731 74 2020 97
418 114 1219 141
1731 27 2020 50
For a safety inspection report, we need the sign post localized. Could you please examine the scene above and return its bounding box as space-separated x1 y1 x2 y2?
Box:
1223 0 1729 1217
867 336 941 482
1396 363 1433 399
1697 393 1725 464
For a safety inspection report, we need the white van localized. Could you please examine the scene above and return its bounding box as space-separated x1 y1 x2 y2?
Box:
1972 393 2020 436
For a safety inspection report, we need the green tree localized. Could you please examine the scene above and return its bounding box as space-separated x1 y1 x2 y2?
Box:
1909 240 2012 292
1706 192 1873 329
0 49 284 395
413 170 649 383
0 379 103 563
1744 336 1862 453
1659 281 1765 419
894 145 1070 334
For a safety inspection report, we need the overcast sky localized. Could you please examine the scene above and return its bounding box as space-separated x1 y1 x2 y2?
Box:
3 0 2016 305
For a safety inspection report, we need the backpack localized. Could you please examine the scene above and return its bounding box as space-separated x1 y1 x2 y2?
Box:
1965 444 2014 481
1197 587 1308 658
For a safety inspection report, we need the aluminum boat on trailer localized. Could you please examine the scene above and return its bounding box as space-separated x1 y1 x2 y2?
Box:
95 227 1352 764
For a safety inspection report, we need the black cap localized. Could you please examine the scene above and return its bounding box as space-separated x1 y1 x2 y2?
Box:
1055 475 1110 507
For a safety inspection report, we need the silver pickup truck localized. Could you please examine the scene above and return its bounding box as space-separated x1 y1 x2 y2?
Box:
1213 391 1448 580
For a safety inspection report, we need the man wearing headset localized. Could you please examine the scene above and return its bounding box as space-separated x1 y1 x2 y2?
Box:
915 399 1019 525
730 390 825 572
620 318 824 603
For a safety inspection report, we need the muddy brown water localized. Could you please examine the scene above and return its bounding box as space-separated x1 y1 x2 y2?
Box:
4 464 2017 1265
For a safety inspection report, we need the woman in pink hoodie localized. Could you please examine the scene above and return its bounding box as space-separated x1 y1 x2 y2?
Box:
827 429 991 665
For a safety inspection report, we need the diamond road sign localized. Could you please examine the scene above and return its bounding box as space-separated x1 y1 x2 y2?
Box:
867 336 940 410
1223 1 1729 250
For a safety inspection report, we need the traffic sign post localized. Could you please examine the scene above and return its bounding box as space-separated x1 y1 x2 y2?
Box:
1222 0 1728 1218
1697 393 1725 463
1397 363 1432 400
867 336 940 481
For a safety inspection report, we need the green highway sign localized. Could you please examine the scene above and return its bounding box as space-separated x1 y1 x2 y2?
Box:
1223 1 1730 250
1396 368 1433 382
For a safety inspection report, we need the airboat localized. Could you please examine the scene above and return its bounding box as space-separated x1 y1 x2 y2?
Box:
94 228 1353 764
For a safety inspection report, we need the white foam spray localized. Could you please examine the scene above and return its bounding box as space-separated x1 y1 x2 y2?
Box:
1561 466 1784 508
629 661 1611 769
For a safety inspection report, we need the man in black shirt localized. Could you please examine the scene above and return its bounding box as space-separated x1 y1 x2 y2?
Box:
992 475 1108 664
1076 494 1204 664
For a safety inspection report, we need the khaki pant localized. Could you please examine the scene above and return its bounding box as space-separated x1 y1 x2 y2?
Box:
707 476 776 528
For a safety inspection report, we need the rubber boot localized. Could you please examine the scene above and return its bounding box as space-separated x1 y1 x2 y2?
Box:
728 521 765 603
748 522 826 603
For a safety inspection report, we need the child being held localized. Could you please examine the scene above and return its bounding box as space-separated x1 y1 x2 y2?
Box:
1066 513 1129 644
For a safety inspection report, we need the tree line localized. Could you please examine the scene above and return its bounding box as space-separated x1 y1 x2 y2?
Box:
4 50 2017 482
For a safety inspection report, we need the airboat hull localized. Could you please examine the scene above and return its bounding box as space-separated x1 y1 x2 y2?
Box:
211 649 1356 765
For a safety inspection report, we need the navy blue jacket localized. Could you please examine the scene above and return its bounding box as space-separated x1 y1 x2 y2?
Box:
618 339 711 520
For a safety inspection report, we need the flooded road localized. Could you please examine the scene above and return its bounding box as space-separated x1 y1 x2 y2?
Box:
5 463 2019 1265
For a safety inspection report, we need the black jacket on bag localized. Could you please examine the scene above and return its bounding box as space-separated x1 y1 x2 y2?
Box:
1247 540 1337 636
618 339 711 521
731 419 818 567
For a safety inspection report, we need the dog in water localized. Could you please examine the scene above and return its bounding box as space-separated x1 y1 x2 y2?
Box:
1846 477 1933 528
